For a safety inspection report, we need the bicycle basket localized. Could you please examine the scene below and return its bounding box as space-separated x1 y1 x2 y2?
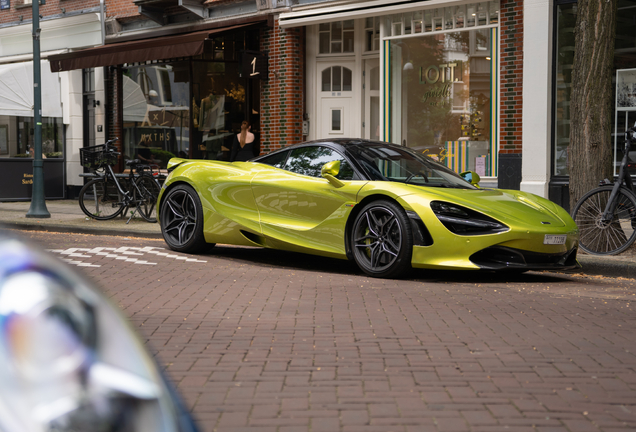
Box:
80 144 118 169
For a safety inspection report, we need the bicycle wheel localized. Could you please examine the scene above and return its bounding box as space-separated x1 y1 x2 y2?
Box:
572 185 636 255
133 174 161 222
79 178 125 220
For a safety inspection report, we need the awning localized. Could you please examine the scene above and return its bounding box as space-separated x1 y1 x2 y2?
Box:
0 60 62 117
48 23 250 72
279 0 456 28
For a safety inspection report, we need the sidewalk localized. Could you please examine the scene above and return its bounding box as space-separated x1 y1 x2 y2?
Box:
0 199 161 239
0 199 634 278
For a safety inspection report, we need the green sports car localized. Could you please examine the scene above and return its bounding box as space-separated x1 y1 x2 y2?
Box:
157 139 579 278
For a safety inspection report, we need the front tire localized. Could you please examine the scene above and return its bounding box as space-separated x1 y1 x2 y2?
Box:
351 200 413 278
572 185 636 255
160 184 213 253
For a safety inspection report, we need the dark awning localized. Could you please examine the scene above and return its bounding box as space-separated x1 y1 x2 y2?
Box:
49 23 249 72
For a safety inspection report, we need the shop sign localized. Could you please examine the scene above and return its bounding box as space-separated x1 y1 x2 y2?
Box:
419 60 463 106
136 128 176 148
0 0 9 10
0 159 64 200
242 50 269 81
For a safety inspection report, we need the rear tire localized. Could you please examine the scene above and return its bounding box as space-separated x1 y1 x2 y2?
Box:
160 184 213 253
79 178 125 220
572 185 636 255
351 200 413 278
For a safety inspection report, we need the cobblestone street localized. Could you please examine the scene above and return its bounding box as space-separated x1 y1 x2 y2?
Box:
28 230 636 432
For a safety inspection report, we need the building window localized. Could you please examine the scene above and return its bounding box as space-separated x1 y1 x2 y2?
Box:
552 0 636 178
83 69 95 93
319 20 354 54
388 28 498 177
365 18 380 52
321 66 352 92
385 1 499 37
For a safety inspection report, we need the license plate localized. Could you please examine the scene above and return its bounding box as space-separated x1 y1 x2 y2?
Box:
544 234 567 245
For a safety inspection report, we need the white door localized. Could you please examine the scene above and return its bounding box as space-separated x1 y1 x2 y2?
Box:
317 62 355 139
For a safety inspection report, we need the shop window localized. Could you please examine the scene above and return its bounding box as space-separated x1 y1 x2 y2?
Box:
318 21 354 54
0 117 64 158
122 62 190 167
553 2 576 177
321 67 352 92
552 0 636 178
388 29 497 177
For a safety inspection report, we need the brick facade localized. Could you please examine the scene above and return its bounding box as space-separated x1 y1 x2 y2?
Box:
499 0 523 154
259 20 305 153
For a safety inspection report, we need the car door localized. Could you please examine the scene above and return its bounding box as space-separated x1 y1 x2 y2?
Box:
251 145 365 255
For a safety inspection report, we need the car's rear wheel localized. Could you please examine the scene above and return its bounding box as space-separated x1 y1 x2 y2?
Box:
160 184 214 253
351 200 413 278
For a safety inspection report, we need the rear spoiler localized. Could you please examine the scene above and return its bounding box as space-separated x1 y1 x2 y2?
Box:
167 158 187 172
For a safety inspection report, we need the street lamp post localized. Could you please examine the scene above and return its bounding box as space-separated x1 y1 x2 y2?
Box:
26 0 50 218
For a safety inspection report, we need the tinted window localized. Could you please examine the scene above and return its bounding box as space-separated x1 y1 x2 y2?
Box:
258 150 289 168
348 143 475 189
284 146 354 180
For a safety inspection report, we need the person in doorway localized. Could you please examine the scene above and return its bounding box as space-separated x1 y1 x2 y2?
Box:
230 121 258 162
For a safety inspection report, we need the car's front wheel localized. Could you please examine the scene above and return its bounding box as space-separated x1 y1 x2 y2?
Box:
351 200 413 278
160 184 214 253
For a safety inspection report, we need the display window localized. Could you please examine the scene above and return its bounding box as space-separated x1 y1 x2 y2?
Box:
553 0 636 178
0 116 64 159
387 27 498 177
121 28 261 167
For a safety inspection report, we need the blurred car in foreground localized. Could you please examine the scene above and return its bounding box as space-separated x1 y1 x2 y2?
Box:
157 139 579 278
0 232 198 432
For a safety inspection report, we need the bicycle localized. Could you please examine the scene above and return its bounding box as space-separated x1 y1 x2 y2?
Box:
571 125 636 255
78 139 161 223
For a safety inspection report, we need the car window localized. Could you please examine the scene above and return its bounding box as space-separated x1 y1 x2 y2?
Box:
258 150 289 168
348 144 475 189
284 146 354 180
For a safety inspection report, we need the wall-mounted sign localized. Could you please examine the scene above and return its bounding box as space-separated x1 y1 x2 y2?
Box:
242 50 269 81
0 0 9 10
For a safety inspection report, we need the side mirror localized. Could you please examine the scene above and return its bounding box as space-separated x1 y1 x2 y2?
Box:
321 160 345 188
460 171 481 187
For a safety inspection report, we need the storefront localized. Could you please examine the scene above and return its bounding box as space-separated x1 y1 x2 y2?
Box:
0 12 103 200
0 61 65 199
281 0 501 185
384 4 499 177
550 0 636 209
50 22 266 172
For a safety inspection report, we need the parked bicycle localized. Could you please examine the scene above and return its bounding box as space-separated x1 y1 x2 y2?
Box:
78 138 161 223
571 125 636 254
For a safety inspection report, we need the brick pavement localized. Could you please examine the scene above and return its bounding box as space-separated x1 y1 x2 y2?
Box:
29 231 636 432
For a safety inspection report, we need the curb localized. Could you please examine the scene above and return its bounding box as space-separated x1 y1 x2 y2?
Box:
3 222 163 240
577 255 636 279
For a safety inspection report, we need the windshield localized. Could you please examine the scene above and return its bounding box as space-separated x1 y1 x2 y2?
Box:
347 143 476 189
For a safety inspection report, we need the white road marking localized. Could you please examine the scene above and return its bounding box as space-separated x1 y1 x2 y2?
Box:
47 246 207 268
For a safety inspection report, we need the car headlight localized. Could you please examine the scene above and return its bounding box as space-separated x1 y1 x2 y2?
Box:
431 201 509 235
0 234 198 432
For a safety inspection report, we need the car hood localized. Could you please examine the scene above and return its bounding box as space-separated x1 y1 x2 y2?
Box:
402 185 571 228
